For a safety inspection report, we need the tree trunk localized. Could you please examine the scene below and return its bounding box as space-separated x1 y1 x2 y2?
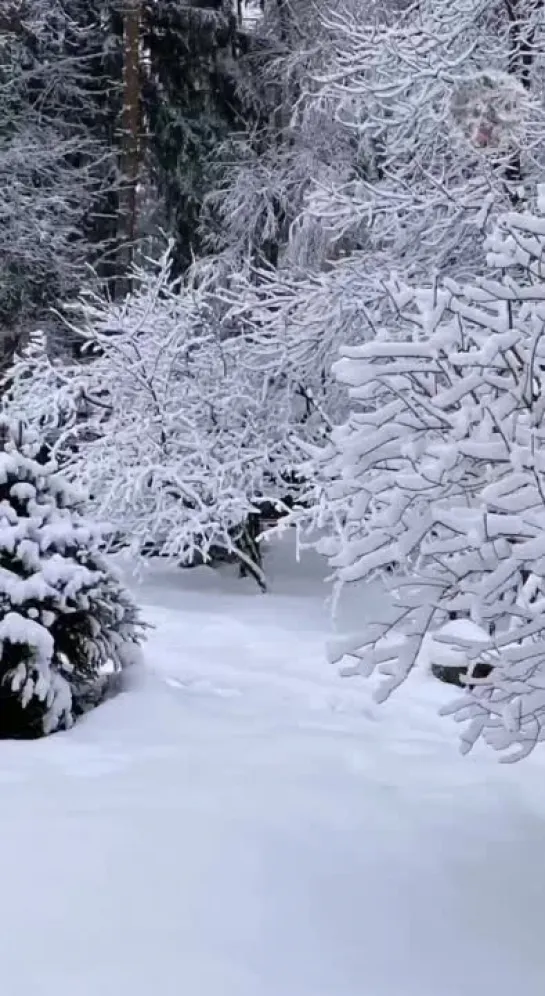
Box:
118 0 141 297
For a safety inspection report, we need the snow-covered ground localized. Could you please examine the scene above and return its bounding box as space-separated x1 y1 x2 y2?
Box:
1 535 545 995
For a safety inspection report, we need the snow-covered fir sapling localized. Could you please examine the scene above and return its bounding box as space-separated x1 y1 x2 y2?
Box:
0 419 145 738
309 190 545 761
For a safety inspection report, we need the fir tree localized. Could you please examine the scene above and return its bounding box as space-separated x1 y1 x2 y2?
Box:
0 418 145 739
142 0 244 276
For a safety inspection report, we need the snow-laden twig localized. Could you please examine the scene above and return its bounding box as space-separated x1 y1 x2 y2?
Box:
6 252 309 581
311 194 545 760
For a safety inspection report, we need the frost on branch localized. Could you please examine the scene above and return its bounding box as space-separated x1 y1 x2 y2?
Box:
0 418 145 738
305 0 545 285
6 251 301 587
314 194 545 760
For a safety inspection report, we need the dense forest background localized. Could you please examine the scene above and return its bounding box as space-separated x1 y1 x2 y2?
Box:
2 0 545 755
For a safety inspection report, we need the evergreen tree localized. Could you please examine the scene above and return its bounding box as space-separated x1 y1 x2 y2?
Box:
0 418 145 739
56 0 124 289
142 0 248 276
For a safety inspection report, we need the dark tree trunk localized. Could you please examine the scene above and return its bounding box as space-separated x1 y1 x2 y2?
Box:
118 0 142 296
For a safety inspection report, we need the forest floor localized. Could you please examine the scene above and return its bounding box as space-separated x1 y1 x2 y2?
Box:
0 535 544 995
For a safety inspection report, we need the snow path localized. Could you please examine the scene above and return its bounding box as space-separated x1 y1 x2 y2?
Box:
0 538 545 995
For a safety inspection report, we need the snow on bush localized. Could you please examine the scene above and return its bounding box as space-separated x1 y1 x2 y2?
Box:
6 251 302 586
0 418 145 738
310 191 545 761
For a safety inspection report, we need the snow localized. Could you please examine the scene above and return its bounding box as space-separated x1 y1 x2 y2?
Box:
1 534 545 994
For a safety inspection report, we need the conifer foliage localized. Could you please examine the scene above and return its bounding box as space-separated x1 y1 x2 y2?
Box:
0 419 145 738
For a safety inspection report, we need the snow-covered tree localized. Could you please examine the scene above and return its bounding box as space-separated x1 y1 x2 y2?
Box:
207 0 545 285
307 0 545 276
6 251 306 588
142 0 247 277
186 0 386 450
0 0 120 331
193 0 545 457
216 262 355 433
0 418 144 739
308 190 545 761
198 0 369 274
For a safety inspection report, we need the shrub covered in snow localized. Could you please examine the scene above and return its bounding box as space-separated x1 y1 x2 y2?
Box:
6 252 308 589
310 191 545 761
0 419 145 738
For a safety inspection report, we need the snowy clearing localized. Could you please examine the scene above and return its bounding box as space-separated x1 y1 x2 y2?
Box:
1 536 544 996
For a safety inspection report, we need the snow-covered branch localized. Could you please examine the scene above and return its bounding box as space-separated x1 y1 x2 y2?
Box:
6 251 307 582
311 190 545 760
